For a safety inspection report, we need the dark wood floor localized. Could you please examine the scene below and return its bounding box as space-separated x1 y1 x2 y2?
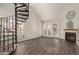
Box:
12 37 79 55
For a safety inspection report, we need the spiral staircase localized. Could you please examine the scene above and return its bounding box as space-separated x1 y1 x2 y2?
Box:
0 3 29 55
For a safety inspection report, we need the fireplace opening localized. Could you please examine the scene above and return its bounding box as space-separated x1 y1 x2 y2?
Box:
65 32 76 42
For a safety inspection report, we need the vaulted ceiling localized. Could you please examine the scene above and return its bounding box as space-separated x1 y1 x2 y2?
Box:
30 3 79 21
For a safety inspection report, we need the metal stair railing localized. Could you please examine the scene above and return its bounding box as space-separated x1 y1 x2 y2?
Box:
0 16 15 53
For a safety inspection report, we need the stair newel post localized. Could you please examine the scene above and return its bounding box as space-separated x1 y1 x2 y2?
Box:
12 16 14 50
15 3 17 43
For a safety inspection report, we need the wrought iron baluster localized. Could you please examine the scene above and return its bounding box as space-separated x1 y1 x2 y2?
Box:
6 17 9 51
0 18 2 46
3 18 5 51
8 17 11 50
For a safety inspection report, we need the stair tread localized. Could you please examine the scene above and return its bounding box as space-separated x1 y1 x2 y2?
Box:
15 4 26 8
17 13 29 16
16 9 29 12
17 16 28 20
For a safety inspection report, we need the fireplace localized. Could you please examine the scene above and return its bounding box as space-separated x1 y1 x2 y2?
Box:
65 32 76 42
64 29 79 46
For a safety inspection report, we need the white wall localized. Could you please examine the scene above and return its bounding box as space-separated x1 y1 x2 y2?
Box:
0 3 15 18
18 6 42 42
43 4 79 39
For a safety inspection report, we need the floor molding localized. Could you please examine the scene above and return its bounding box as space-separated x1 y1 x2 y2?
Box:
17 36 42 43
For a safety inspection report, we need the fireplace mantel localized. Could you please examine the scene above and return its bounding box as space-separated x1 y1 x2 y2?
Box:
64 29 78 33
64 29 78 31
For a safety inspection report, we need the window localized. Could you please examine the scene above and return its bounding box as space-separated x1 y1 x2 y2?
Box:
53 24 57 36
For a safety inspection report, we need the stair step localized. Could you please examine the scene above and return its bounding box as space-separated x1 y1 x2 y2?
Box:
16 6 28 10
17 13 29 16
16 3 24 6
16 3 29 7
15 4 26 8
16 8 29 12
17 12 28 15
17 16 28 20
17 22 23 25
17 19 26 22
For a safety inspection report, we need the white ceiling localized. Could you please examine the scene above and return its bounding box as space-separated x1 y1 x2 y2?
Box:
0 3 79 21
30 3 79 21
